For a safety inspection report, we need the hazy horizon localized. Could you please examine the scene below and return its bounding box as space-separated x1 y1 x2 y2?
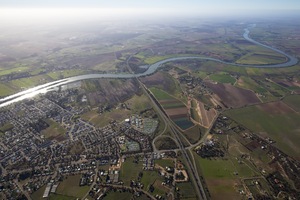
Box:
1 0 300 25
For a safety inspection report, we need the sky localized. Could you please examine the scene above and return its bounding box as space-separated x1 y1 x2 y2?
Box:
1 0 300 24
1 0 300 11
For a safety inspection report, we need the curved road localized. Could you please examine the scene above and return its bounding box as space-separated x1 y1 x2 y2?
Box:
0 25 298 108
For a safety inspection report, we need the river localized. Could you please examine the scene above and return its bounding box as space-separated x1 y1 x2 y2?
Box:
0 25 298 108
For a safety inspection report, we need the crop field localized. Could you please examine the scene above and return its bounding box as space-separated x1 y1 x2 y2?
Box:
209 73 236 84
283 95 300 112
150 87 194 130
141 72 186 102
236 53 286 65
0 83 17 97
225 101 300 159
56 175 90 198
205 81 261 108
236 76 267 94
47 69 84 80
274 78 300 93
9 74 52 90
0 66 29 76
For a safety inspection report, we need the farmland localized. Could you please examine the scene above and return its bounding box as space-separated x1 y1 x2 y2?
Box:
205 81 261 108
225 101 300 159
209 73 236 85
150 87 194 130
55 175 90 198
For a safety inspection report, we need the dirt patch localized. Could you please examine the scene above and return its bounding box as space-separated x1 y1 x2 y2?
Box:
257 101 294 115
165 107 188 117
197 100 217 127
244 140 260 151
205 81 261 108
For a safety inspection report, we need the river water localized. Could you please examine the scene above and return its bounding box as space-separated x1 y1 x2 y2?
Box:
0 25 298 108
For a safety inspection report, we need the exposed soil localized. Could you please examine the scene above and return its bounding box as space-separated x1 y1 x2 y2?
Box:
205 81 261 108
257 101 294 115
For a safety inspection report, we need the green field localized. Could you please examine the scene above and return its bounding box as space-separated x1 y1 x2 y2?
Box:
176 182 197 199
56 175 90 198
104 191 133 200
10 74 51 89
155 136 178 150
42 119 66 139
209 73 236 84
47 69 84 80
225 104 300 158
49 194 75 200
0 83 16 97
237 53 286 65
190 108 200 123
192 152 240 199
125 94 152 112
155 159 174 169
141 171 166 196
182 125 203 144
283 95 300 112
82 109 130 128
236 76 267 94
0 66 29 76
120 157 143 186
150 87 175 101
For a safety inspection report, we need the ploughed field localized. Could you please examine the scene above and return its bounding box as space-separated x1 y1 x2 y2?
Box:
205 81 261 108
150 87 194 130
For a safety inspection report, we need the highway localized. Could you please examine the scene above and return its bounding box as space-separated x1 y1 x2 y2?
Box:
139 81 208 200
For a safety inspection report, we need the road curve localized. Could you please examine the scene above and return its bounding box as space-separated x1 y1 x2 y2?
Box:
0 25 298 108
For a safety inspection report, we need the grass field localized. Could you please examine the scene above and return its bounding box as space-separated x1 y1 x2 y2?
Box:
125 94 152 112
192 152 240 199
209 73 236 85
150 87 175 101
225 103 300 159
49 194 75 200
155 159 174 169
176 182 197 199
31 185 47 200
236 53 286 65
120 157 143 186
0 66 29 76
56 175 90 198
47 69 84 80
81 109 130 128
0 83 16 97
236 76 267 94
283 95 300 112
104 191 133 200
10 74 51 89
141 171 166 196
182 125 203 144
42 119 66 139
